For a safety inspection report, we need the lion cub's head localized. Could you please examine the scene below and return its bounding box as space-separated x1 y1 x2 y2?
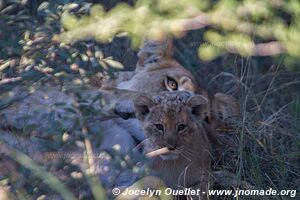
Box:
133 91 210 160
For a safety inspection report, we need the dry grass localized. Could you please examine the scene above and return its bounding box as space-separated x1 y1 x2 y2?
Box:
205 57 300 199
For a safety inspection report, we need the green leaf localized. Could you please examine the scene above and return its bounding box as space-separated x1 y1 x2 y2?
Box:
103 59 124 69
198 45 221 61
0 60 10 72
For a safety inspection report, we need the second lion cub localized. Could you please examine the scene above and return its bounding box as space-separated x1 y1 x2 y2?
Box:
133 91 211 199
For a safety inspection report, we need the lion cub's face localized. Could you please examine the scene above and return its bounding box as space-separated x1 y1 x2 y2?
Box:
133 91 208 160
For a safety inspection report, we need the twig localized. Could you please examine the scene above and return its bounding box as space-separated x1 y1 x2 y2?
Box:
145 147 170 158
252 41 285 56
171 14 285 56
0 77 22 85
171 13 210 31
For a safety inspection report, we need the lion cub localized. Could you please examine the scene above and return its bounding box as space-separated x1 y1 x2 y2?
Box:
133 91 211 199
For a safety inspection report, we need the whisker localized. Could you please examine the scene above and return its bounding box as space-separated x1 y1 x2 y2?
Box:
175 146 193 161
164 144 192 161
181 146 196 156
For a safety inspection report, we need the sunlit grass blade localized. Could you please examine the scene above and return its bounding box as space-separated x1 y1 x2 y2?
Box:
82 127 108 200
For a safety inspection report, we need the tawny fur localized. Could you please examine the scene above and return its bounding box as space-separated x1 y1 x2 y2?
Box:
134 91 211 199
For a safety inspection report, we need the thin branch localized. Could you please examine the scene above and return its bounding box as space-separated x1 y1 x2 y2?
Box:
0 77 22 85
252 41 285 56
172 13 210 31
145 147 170 158
172 14 285 56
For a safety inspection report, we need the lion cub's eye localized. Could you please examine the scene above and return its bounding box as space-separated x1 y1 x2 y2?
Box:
167 77 178 90
155 124 164 131
177 124 186 132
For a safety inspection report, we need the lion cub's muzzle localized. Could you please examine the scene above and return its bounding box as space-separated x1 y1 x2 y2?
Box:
159 145 183 160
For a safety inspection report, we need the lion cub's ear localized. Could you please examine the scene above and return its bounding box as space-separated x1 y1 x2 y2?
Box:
187 95 209 120
133 95 154 121
211 93 240 127
136 38 174 71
